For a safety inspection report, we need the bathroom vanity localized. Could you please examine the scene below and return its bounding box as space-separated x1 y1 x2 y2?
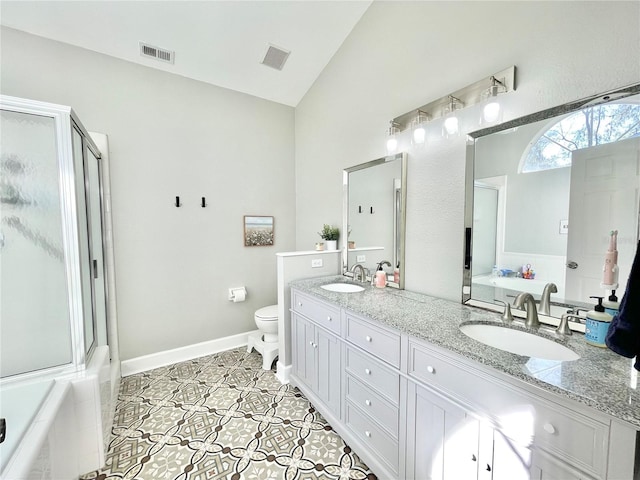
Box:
289 276 639 480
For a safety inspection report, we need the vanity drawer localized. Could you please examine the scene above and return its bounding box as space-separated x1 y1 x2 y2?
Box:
345 400 398 474
345 373 399 437
291 290 341 334
533 401 607 478
345 312 401 367
345 346 399 405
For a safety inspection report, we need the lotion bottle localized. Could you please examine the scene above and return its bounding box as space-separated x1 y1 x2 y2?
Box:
603 290 620 317
584 296 612 347
393 263 400 284
375 264 386 288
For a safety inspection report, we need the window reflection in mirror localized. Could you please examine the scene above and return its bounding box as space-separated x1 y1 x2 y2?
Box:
343 153 407 289
464 85 640 320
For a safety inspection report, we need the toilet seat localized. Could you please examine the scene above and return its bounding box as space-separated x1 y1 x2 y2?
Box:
255 305 278 320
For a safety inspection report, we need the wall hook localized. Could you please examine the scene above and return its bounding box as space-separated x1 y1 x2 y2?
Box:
358 205 362 214
370 206 374 214
201 197 206 208
175 196 181 207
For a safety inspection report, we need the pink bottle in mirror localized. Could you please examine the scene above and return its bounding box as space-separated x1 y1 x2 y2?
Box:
602 230 619 288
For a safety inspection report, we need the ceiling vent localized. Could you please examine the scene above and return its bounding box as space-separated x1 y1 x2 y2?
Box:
261 44 290 71
139 42 174 64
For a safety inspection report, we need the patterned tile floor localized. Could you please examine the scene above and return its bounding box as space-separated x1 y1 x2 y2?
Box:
80 348 376 480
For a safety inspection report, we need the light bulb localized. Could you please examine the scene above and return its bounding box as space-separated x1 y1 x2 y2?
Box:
386 136 398 154
412 126 426 145
483 101 501 123
444 116 459 136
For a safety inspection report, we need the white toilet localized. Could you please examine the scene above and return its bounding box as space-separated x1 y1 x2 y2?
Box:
247 304 279 370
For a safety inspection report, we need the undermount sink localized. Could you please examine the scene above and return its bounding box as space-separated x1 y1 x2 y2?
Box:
321 283 365 293
459 322 580 361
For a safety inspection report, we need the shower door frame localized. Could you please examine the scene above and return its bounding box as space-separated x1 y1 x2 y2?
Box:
0 95 104 381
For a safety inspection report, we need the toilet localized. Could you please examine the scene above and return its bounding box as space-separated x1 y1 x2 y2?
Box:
247 304 279 370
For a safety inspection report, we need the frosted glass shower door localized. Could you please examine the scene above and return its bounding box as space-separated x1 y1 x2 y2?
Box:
0 110 73 378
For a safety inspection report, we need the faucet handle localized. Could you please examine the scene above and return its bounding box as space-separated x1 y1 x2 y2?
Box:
494 299 513 323
556 313 583 336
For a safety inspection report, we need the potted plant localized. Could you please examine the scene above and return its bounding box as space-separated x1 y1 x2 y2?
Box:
318 224 340 251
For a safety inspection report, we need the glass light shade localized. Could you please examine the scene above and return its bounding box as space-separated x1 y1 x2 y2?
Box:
442 96 463 138
443 116 459 136
386 136 398 154
412 126 426 144
483 101 502 123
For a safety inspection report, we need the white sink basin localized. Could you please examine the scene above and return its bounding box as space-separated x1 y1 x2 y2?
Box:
459 323 579 361
321 283 365 293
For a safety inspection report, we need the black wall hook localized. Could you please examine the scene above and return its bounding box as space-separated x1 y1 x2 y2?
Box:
175 196 181 207
370 206 374 214
201 197 206 208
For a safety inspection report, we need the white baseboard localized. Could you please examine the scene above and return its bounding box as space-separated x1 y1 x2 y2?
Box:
121 330 259 377
276 361 291 384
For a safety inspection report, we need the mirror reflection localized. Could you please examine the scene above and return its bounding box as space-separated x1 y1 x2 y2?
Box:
343 153 407 289
465 86 640 319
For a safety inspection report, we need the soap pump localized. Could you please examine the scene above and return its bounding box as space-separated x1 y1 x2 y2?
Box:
602 290 620 317
584 296 613 347
374 263 386 288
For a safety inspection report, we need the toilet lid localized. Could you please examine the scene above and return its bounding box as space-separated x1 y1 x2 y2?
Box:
255 305 278 320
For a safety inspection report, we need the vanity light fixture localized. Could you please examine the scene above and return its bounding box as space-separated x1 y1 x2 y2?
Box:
386 66 516 146
480 76 508 125
442 96 464 138
410 110 430 146
386 121 401 154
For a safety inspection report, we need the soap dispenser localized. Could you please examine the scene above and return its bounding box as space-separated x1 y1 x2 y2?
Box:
603 290 620 317
584 296 613 347
375 263 386 288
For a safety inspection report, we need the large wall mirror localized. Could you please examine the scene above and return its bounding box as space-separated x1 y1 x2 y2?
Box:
463 84 640 321
343 152 407 289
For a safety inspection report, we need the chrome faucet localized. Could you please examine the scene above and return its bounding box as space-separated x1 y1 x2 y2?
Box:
350 264 367 283
555 312 584 336
514 292 540 329
539 283 558 316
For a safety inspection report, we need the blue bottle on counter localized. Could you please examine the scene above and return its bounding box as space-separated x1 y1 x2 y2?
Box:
585 296 612 347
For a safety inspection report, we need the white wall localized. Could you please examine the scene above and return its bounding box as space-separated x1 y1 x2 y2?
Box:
1 27 296 361
295 1 640 301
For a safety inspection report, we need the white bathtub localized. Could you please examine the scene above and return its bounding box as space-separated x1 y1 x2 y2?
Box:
0 346 118 480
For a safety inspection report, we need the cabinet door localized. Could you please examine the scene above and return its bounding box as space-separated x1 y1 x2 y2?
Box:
406 382 481 480
490 429 531 480
530 450 596 480
293 314 315 388
316 327 341 417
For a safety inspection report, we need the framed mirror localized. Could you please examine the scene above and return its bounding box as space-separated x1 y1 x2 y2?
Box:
463 83 640 322
343 152 407 289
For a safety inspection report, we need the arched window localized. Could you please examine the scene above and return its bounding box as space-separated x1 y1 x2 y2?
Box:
520 102 640 173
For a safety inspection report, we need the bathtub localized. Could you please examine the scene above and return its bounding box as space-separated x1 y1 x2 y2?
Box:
0 346 117 480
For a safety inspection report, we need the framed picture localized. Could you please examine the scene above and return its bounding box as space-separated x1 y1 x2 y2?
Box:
244 216 274 247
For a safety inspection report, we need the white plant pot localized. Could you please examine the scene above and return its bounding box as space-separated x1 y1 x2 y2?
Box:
325 240 338 251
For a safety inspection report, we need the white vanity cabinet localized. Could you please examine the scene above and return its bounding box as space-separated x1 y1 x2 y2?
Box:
289 287 638 480
290 291 342 418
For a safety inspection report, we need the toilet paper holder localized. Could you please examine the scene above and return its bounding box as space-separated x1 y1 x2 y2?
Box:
228 287 247 302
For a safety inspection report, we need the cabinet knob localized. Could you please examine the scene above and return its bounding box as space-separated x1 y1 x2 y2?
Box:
365 335 372 342
365 368 371 375
543 423 556 435
427 365 435 374
313 342 318 349
471 454 477 462
365 399 371 406
327 316 332 321
298 302 303 306
365 431 372 438
486 464 492 472
309 341 313 346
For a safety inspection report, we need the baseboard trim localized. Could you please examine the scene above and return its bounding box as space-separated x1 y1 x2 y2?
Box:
121 330 259 377
276 361 291 384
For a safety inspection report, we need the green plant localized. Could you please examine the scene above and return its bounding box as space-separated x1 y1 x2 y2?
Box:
318 224 340 241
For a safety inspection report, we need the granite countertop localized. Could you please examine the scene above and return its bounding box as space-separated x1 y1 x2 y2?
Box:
290 275 640 429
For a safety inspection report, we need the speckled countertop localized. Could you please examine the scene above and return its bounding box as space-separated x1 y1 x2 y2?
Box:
290 275 640 429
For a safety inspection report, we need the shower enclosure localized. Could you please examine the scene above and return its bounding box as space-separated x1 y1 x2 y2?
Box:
1 95 117 474
0 95 108 378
